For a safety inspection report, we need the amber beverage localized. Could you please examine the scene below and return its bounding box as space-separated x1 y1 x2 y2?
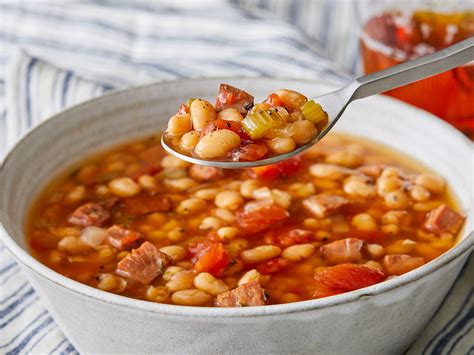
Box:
360 10 474 138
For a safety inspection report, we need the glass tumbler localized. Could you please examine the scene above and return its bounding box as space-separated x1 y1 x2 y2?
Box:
358 0 474 138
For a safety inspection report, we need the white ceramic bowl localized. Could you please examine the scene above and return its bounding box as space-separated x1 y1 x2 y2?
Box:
1 78 472 354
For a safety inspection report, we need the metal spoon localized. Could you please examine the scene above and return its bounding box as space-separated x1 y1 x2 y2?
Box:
162 37 473 169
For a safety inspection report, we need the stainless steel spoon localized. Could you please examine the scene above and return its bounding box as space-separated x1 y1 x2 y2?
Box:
162 37 473 169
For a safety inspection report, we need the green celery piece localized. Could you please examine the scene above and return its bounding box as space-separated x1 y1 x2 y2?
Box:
187 98 196 106
242 109 286 140
301 100 328 126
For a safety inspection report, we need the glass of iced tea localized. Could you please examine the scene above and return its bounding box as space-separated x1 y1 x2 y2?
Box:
359 1 474 138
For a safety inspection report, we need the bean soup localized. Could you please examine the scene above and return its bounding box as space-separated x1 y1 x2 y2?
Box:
26 133 465 307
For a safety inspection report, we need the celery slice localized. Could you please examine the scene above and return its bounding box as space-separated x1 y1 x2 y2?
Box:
187 98 196 106
242 109 286 140
301 100 328 127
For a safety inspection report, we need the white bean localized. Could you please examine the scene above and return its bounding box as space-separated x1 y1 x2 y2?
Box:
282 244 315 261
160 246 186 262
215 191 244 210
108 177 140 197
292 120 317 145
176 198 206 215
266 137 296 154
180 131 200 150
171 289 212 306
217 108 243 121
190 99 216 130
193 272 229 295
194 129 241 159
309 164 347 180
241 245 281 263
415 173 445 194
167 113 192 136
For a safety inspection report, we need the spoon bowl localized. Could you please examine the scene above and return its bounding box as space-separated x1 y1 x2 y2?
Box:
162 37 473 168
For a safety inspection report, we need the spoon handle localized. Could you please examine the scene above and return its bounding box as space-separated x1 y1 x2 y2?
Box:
351 37 474 101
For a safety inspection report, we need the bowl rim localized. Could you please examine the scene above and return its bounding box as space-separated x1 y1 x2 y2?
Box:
1 77 473 318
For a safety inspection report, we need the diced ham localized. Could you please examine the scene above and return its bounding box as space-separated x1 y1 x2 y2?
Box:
320 238 364 264
106 225 143 251
189 165 223 182
236 200 289 234
122 195 171 215
383 254 424 275
68 202 110 227
215 84 254 114
424 204 465 234
116 241 172 284
303 195 350 219
215 280 267 307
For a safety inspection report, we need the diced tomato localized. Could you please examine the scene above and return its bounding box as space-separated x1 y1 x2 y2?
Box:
189 242 230 277
264 227 313 248
200 119 242 137
249 155 302 180
232 143 269 161
265 93 285 108
312 264 386 299
256 258 289 275
236 203 289 234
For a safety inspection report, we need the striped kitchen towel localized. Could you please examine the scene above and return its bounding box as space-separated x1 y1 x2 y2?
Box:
0 1 472 354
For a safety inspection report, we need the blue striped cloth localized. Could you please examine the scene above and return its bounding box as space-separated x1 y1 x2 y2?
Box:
0 2 472 354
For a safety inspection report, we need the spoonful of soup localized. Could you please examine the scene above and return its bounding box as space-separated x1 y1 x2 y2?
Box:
162 37 473 168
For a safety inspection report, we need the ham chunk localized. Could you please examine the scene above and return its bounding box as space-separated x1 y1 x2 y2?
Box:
320 238 364 264
424 204 465 234
106 225 143 251
116 241 172 284
215 84 254 114
303 195 350 219
122 195 171 215
215 280 267 307
68 202 110 227
189 165 223 182
236 200 289 234
383 254 424 275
